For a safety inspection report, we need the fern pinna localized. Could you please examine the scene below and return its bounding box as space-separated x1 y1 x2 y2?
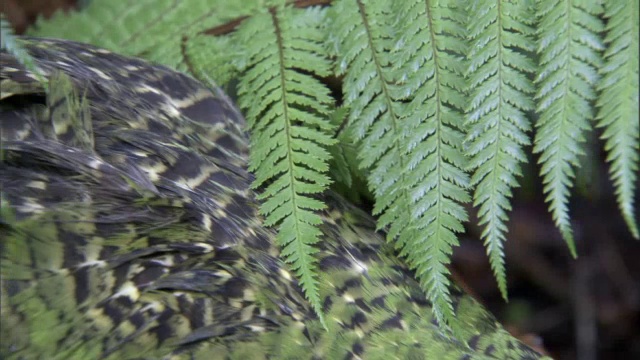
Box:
534 0 604 255
234 5 336 324
465 0 536 299
21 0 640 332
597 1 639 239
328 0 471 329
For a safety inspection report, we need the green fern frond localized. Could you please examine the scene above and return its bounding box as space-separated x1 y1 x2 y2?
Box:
327 107 372 204
328 0 413 294
185 34 240 89
597 1 639 239
234 4 336 324
465 0 536 299
329 0 471 329
390 0 470 329
327 107 354 189
328 0 406 231
534 0 605 255
28 0 260 71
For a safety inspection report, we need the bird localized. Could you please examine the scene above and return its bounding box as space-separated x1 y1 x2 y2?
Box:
1 37 545 360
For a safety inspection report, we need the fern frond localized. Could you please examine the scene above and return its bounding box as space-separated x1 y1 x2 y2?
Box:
28 0 260 72
391 0 470 329
328 0 412 287
327 107 354 188
234 5 335 324
328 0 406 231
534 0 605 255
329 0 471 329
597 1 639 239
1 17 44 84
465 0 536 299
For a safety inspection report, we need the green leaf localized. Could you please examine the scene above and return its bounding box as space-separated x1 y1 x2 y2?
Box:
534 0 605 256
597 1 639 239
27 0 261 72
465 0 536 299
234 5 336 325
329 0 471 330
392 0 471 331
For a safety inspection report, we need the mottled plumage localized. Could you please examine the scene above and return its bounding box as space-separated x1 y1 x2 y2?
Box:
1 38 544 360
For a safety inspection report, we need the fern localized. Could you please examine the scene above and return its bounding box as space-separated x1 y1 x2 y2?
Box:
534 0 605 255
328 0 471 328
30 0 261 71
390 0 471 329
234 4 336 324
465 0 536 298
17 0 640 332
185 34 240 89
326 106 364 192
328 0 407 241
597 1 639 239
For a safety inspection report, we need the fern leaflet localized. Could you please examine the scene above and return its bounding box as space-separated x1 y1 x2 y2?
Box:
29 0 261 71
